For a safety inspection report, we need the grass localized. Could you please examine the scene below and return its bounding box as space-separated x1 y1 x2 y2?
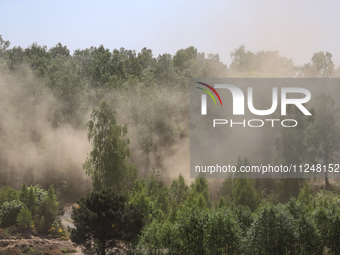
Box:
20 247 42 255
0 226 22 239
60 248 77 254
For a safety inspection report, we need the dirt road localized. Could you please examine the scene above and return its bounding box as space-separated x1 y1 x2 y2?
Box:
61 203 76 229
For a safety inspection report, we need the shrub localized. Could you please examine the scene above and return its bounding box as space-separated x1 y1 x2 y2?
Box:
16 206 32 228
0 199 24 228
48 220 66 239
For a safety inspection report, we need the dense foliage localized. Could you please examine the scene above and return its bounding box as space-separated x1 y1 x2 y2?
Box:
1 35 340 254
137 176 340 255
0 184 59 233
71 189 143 255
0 35 339 193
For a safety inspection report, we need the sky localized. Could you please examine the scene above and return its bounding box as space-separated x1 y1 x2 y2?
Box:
1 0 340 66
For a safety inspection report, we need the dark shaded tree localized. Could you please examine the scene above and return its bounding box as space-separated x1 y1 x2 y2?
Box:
71 189 143 255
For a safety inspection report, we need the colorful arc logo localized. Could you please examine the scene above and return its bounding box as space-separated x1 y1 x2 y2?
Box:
196 82 222 106
196 82 222 115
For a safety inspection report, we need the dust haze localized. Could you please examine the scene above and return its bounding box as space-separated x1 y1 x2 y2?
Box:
107 84 191 183
0 62 191 195
0 42 339 199
0 65 91 200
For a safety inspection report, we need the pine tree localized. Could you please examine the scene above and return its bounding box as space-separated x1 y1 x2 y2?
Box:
71 189 143 255
27 187 37 215
16 206 32 229
38 185 58 233
19 183 29 205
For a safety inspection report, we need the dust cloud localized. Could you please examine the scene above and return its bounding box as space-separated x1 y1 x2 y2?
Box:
0 65 91 201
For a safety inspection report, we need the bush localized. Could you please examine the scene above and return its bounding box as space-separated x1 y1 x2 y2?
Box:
48 220 66 239
16 206 32 228
0 199 23 228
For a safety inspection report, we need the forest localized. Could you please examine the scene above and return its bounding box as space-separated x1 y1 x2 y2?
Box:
0 34 340 254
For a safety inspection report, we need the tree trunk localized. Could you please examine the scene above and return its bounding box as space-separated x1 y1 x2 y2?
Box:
325 153 331 190
99 239 106 255
325 171 331 190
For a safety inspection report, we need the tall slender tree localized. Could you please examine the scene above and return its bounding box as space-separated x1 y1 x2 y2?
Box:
83 99 136 191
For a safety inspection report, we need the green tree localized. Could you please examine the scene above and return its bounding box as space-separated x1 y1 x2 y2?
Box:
230 45 295 77
87 45 114 87
311 51 334 77
187 175 210 208
128 179 152 225
46 57 86 127
177 207 207 255
219 178 234 204
299 51 335 77
233 178 259 211
276 106 313 166
0 186 19 206
207 208 241 254
0 35 10 60
169 174 188 205
298 63 314 77
24 43 50 76
307 95 340 190
154 186 170 217
48 42 70 59
247 204 295 254
0 200 24 228
233 157 260 210
37 185 59 233
285 199 322 254
146 169 163 198
297 182 313 209
144 170 171 220
173 46 198 72
27 187 37 215
200 53 228 77
313 191 340 254
19 183 29 205
276 105 314 201
71 189 142 255
6 46 24 70
139 220 165 254
154 53 177 85
230 45 254 74
84 99 136 191
16 206 32 229
231 204 253 235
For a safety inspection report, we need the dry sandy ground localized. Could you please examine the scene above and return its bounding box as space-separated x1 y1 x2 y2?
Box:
0 236 83 254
